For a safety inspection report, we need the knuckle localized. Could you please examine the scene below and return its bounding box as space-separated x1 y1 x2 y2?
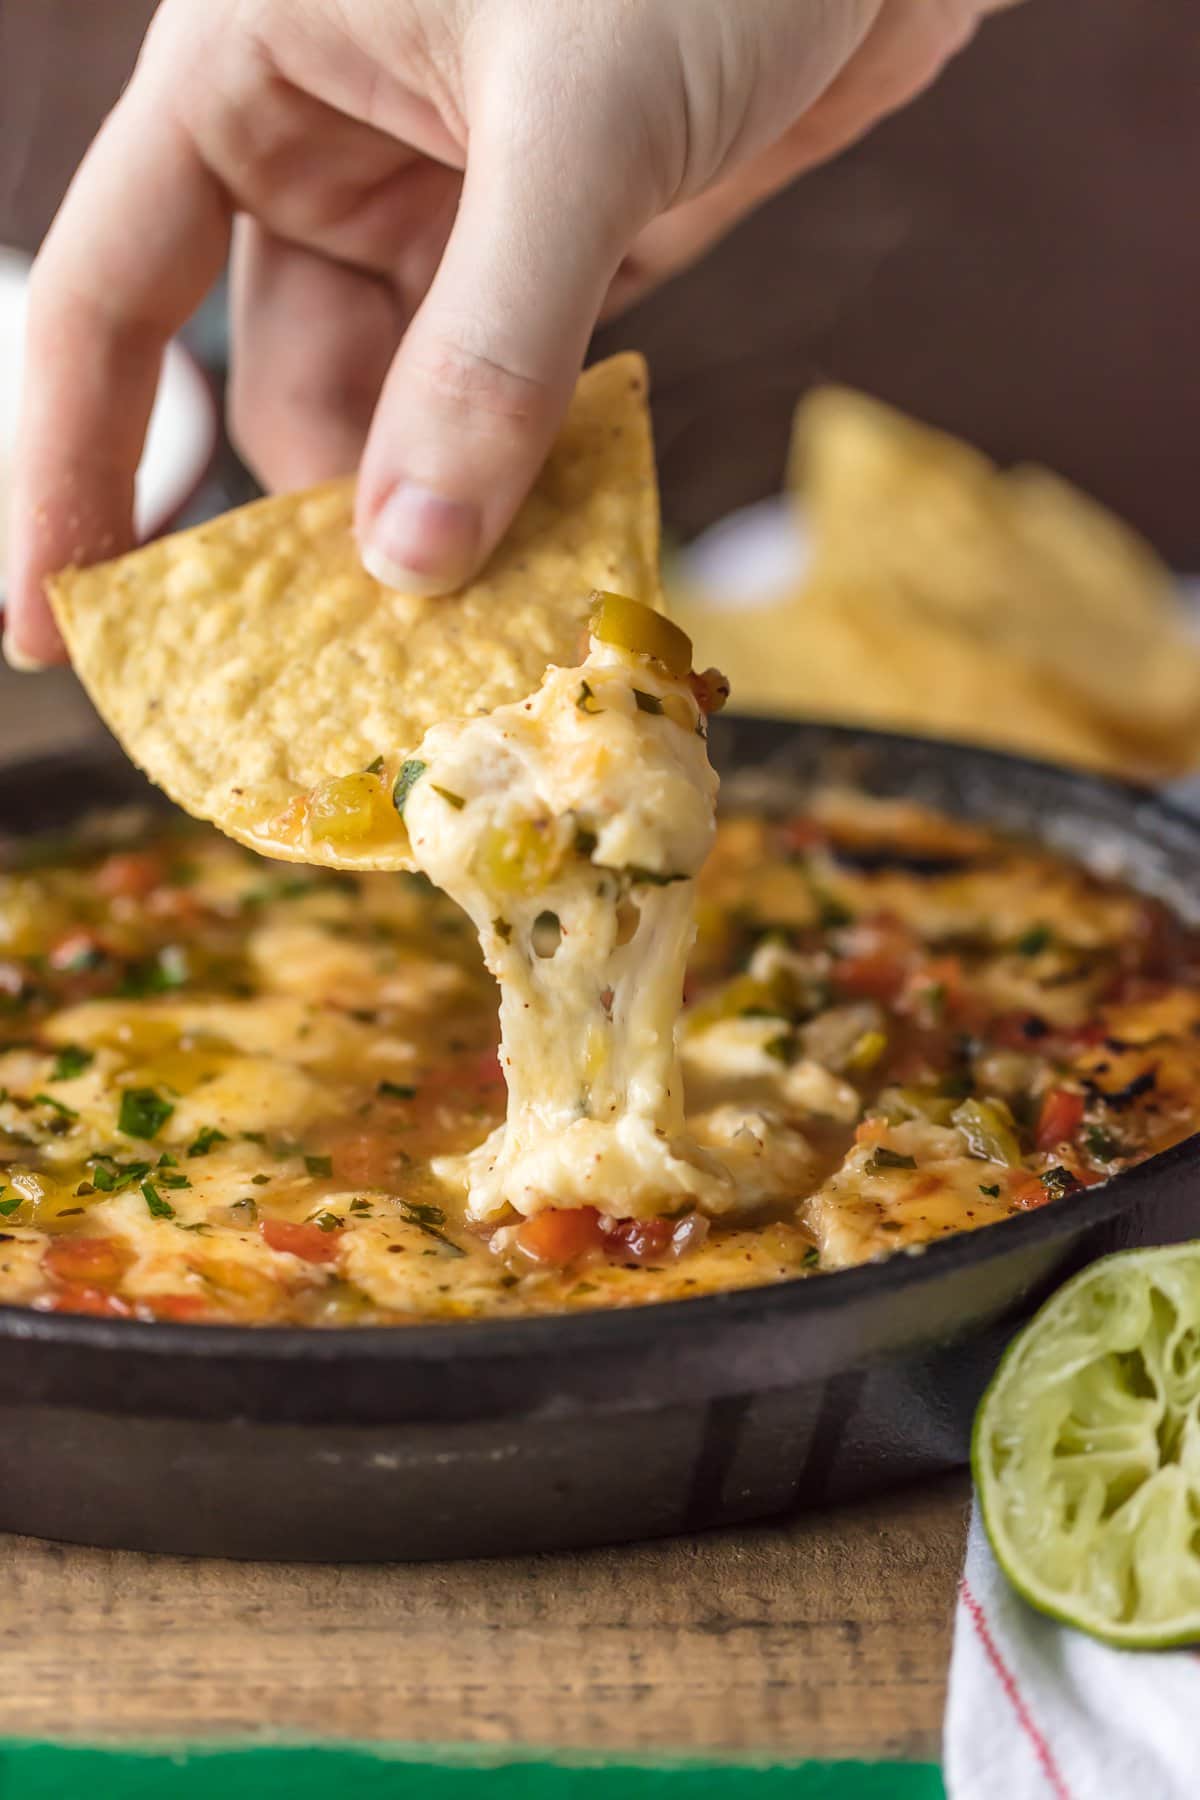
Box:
406 334 554 431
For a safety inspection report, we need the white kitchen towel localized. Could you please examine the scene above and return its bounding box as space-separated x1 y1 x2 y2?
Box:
943 1504 1200 1799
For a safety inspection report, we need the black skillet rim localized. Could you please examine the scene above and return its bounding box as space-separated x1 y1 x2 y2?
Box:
0 723 1195 1367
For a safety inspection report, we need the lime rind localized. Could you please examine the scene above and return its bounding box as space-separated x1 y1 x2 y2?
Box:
973 1243 1200 1649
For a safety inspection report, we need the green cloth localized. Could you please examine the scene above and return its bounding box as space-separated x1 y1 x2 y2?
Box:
0 1745 945 1800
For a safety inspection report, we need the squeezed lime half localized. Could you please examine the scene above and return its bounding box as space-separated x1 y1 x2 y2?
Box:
974 1243 1200 1648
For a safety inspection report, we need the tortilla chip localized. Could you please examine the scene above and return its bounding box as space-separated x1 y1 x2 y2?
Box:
670 576 1180 781
790 387 1200 755
50 354 660 869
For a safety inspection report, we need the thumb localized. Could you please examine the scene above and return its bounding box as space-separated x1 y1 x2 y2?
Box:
357 123 632 596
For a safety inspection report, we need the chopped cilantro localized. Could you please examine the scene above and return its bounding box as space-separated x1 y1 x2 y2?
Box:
157 1173 191 1190
1039 1165 1079 1201
938 1067 974 1101
304 1154 333 1178
392 759 427 817
1084 1124 1122 1161
0 1196 21 1217
251 1173 271 1186
404 1199 446 1226
241 876 318 907
187 1126 227 1158
1016 924 1053 957
312 1210 343 1233
867 1147 918 1173
49 1044 94 1082
91 1157 152 1194
119 944 188 997
817 894 854 930
431 786 466 810
140 1180 176 1219
349 1198 373 1215
34 1092 77 1120
576 680 602 714
396 1198 464 1255
364 755 385 775
118 1087 174 1140
802 1247 820 1268
377 1081 417 1101
979 1183 1001 1198
633 689 664 714
763 1033 796 1066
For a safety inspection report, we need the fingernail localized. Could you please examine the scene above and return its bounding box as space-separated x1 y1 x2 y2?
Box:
2 633 51 673
362 483 481 597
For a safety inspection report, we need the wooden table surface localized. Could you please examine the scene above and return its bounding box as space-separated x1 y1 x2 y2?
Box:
0 1472 968 1762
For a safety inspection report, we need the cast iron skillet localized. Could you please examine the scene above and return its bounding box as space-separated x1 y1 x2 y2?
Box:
0 722 1197 1562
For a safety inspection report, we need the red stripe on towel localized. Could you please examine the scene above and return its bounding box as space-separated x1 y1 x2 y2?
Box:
960 1578 1073 1800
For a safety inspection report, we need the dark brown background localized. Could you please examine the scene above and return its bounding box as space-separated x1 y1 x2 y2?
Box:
3 0 1198 559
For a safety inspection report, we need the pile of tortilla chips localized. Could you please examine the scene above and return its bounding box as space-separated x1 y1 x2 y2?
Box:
50 354 660 869
671 388 1200 779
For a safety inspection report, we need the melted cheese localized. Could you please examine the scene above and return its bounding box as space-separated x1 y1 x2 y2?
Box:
405 638 736 1221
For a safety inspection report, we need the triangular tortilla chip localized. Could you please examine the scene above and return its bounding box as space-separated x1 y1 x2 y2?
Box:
50 353 660 868
789 387 1200 754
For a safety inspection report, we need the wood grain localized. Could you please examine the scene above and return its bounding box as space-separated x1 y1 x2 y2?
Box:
0 1476 968 1760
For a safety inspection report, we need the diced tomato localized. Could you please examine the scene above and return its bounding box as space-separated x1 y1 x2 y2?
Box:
777 816 829 855
1065 1019 1109 1049
1007 1170 1052 1210
330 1131 405 1189
1035 1086 1085 1152
516 1206 608 1266
260 1218 342 1263
46 1285 134 1318
141 1292 212 1322
854 1117 889 1146
687 667 730 715
832 915 915 1002
603 1216 675 1264
424 1049 506 1098
147 887 209 926
93 850 167 901
903 955 965 1022
834 949 907 1003
43 1235 132 1289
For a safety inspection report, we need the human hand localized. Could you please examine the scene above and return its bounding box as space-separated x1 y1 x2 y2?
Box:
5 0 1017 666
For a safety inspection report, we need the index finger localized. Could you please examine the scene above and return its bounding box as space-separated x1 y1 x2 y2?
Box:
4 72 230 667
